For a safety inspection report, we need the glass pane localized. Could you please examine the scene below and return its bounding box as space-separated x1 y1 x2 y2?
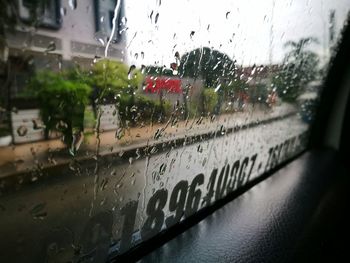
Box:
0 0 349 261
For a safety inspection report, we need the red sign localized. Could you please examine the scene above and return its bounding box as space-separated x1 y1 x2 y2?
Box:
144 76 182 94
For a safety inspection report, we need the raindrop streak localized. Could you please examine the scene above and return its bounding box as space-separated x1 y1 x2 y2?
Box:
155 13 159 24
214 84 222 92
17 125 28 137
141 51 145 59
226 11 231 19
104 0 121 57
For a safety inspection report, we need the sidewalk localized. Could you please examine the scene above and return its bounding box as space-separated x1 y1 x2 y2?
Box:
0 103 297 178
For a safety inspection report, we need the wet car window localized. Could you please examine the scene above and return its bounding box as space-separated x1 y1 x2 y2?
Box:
0 0 349 262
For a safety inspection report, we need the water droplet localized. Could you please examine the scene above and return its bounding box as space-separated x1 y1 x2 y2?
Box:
97 38 105 46
100 178 108 191
150 146 158 154
127 65 136 79
100 16 104 22
135 148 141 159
196 116 203 125
45 41 56 53
115 128 125 140
219 125 226 135
141 51 145 59
68 0 77 10
154 128 162 140
17 125 28 137
93 55 100 64
121 16 127 25
190 31 195 39
159 163 167 175
134 53 138 59
129 157 133 164
30 203 47 220
60 7 67 16
69 131 84 156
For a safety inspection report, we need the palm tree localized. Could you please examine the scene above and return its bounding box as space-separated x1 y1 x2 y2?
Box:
273 37 320 102
283 37 318 61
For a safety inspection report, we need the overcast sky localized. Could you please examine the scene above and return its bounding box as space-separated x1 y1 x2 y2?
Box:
122 0 350 67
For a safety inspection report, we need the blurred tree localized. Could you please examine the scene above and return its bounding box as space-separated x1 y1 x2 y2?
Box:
90 59 143 126
273 37 320 102
178 47 236 87
91 59 143 94
27 71 91 151
178 47 236 116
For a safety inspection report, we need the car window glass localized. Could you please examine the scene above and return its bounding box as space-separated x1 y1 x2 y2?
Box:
0 0 349 262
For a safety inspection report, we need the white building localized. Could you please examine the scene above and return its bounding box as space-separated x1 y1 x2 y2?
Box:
5 0 126 73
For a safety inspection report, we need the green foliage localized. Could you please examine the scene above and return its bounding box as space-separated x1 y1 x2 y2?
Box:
273 38 319 103
178 47 236 87
27 70 91 146
91 59 143 97
116 94 172 124
202 88 218 114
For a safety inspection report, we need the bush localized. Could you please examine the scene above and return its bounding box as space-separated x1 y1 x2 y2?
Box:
27 71 92 147
91 59 143 97
114 94 172 125
202 88 218 114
